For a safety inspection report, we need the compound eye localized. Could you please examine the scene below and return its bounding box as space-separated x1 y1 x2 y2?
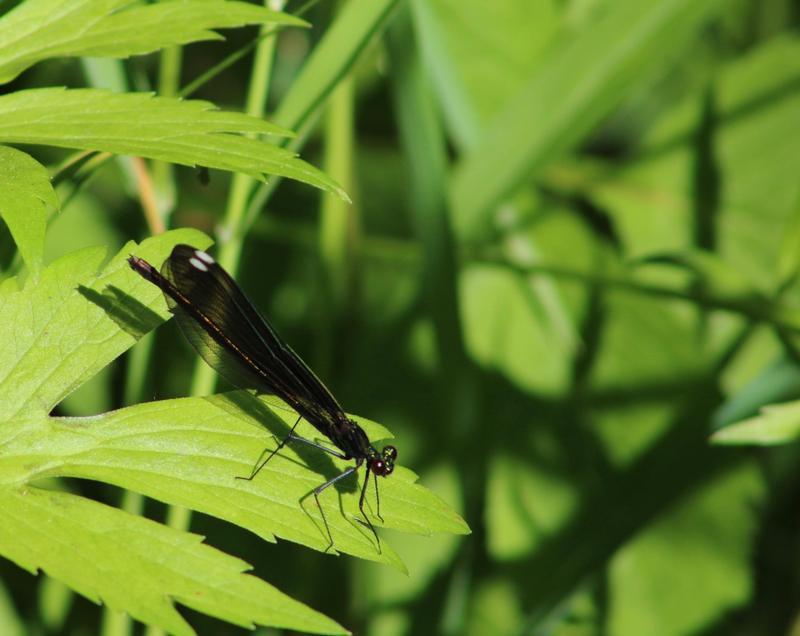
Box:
383 445 398 461
372 459 386 475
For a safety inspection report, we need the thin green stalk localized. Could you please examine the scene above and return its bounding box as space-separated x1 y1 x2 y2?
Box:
152 45 183 220
179 0 321 99
138 21 191 636
319 73 357 315
480 256 800 332
86 52 157 636
242 0 400 231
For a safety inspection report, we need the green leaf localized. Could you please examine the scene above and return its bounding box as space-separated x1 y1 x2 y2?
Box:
0 233 468 632
17 393 468 568
0 229 212 419
0 0 305 84
712 399 800 445
486 453 577 561
0 486 344 636
460 262 573 396
583 36 800 290
0 88 346 198
0 145 58 276
448 0 725 240
466 579 525 636
460 207 595 396
413 0 560 149
607 463 763 634
0 232 344 634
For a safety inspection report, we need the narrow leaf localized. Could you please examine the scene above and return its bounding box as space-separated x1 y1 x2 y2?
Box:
275 0 400 131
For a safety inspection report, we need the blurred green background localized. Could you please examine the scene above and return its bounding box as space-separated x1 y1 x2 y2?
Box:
4 0 800 634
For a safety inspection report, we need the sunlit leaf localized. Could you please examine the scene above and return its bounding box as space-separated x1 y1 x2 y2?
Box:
585 36 800 289
0 232 468 633
0 88 346 198
0 145 57 276
607 464 763 634
712 399 800 445
414 0 560 149
0 0 305 84
0 487 345 636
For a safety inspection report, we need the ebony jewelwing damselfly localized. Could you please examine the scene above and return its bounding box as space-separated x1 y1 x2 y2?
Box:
128 244 397 552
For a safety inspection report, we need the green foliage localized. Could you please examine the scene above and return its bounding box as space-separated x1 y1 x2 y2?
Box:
0 230 465 632
274 0 400 130
0 0 345 281
0 146 58 275
0 0 304 83
713 400 800 444
1 0 800 634
0 87 346 198
446 0 727 239
0 487 342 636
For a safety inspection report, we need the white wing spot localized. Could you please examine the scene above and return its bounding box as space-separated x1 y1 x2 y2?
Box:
189 257 209 272
194 250 215 264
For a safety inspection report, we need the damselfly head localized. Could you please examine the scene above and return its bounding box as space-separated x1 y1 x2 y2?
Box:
128 255 156 281
370 445 397 477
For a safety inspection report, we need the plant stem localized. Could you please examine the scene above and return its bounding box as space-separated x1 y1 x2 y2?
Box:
243 0 399 230
314 69 357 372
151 45 183 221
319 73 357 315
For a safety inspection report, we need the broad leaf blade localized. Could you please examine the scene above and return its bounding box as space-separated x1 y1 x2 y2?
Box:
606 463 762 634
0 0 304 84
582 36 800 290
0 89 347 198
20 393 468 569
0 486 345 636
712 400 800 445
0 229 210 421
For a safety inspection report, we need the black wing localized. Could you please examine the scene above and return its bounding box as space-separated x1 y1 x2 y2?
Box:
130 244 346 438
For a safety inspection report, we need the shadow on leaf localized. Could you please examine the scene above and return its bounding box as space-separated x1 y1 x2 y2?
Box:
77 284 163 339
